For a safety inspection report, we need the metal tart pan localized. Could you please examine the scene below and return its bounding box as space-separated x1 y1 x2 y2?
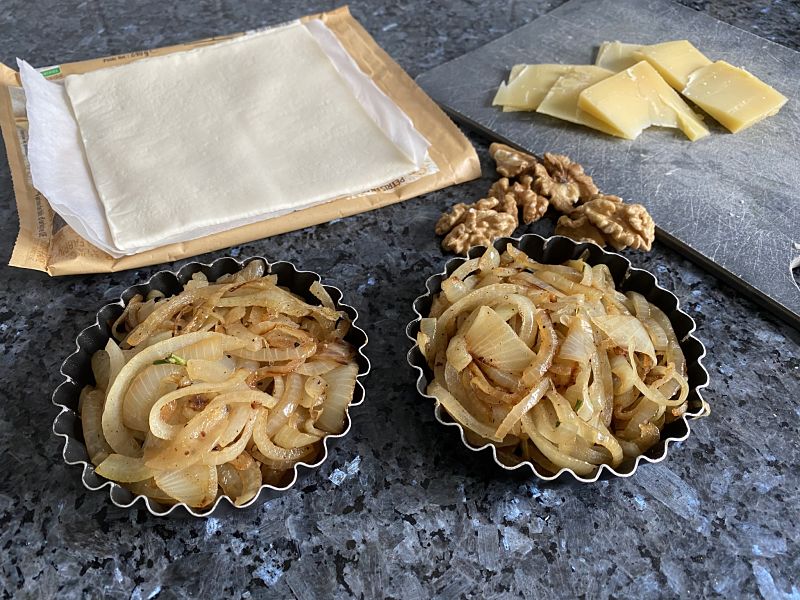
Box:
406 234 709 482
53 256 370 517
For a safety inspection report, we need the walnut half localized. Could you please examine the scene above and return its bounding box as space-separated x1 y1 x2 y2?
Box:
436 195 518 255
554 205 607 247
583 196 655 251
488 176 548 224
557 194 655 251
442 208 518 254
489 143 539 178
533 154 599 213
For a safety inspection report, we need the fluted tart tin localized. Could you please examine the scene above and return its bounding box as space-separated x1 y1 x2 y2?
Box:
53 256 370 517
406 234 709 482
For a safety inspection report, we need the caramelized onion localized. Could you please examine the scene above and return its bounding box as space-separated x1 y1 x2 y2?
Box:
95 454 154 482
80 387 112 466
154 464 218 508
423 244 693 476
82 259 360 508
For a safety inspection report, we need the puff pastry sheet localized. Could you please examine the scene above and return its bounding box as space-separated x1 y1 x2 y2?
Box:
62 22 419 252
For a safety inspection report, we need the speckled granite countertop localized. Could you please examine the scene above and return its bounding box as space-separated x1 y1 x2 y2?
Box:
1 1 798 598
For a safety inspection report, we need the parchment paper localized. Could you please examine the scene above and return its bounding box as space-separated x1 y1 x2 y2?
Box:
0 6 479 275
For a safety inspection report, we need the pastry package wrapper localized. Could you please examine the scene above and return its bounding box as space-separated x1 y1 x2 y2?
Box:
0 6 480 275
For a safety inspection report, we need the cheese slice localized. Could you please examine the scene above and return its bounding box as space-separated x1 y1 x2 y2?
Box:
595 41 644 72
500 64 530 112
636 40 712 90
508 64 526 81
536 67 625 137
493 64 606 111
578 61 709 141
682 60 788 133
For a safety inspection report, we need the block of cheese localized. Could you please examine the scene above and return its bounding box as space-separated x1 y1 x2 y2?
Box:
536 67 625 136
595 41 644 72
682 60 788 133
578 61 709 141
636 40 712 90
493 64 606 111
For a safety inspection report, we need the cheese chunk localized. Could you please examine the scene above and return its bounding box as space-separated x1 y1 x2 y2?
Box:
682 60 788 133
493 64 606 111
578 61 709 141
595 41 644 72
537 67 625 136
636 40 712 90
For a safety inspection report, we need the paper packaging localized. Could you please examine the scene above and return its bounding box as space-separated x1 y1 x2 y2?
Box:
0 6 480 275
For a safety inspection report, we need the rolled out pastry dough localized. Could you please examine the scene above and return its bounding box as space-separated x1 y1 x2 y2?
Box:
63 22 417 252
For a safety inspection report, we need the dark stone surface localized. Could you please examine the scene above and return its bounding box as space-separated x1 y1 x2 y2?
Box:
0 1 798 598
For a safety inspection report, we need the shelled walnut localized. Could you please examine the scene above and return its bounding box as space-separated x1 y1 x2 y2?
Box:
441 208 518 254
489 143 539 178
436 198 496 235
533 154 599 212
554 206 607 247
582 195 655 251
436 143 656 254
488 176 549 224
436 196 518 254
542 153 598 202
515 177 549 224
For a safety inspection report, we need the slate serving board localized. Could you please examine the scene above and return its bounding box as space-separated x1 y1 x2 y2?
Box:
416 0 800 329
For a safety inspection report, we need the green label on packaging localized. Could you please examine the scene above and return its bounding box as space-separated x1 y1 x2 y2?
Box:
40 66 62 78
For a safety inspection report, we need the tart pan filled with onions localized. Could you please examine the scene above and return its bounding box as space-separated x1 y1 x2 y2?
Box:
407 234 709 481
54 257 369 516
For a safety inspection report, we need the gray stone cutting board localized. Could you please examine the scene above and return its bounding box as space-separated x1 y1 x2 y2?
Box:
416 0 800 329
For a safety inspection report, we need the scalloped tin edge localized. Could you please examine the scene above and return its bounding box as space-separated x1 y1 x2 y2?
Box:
52 255 371 517
405 234 710 483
